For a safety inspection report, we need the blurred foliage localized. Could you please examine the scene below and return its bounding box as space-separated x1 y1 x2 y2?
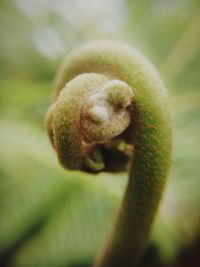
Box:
0 0 200 267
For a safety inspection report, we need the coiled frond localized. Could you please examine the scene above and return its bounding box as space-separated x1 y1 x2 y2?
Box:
45 41 172 267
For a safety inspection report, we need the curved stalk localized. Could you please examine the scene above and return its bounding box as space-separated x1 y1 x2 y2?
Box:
45 41 172 267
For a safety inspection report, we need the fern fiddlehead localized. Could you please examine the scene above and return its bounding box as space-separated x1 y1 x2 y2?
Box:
45 41 172 267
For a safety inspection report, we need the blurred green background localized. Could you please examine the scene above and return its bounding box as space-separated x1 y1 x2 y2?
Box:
0 0 200 266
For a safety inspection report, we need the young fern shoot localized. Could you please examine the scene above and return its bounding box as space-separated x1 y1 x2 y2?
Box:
45 41 172 267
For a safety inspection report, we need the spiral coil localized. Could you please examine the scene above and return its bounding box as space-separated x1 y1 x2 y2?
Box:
45 41 172 267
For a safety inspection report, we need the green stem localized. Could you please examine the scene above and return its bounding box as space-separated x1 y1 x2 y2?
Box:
46 41 172 267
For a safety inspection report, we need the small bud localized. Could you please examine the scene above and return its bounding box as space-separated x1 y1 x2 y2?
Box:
104 80 134 109
89 106 109 123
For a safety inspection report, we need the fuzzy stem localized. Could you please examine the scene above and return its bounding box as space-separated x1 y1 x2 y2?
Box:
45 41 172 267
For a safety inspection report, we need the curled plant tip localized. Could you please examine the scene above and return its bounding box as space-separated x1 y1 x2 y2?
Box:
45 41 172 267
81 79 134 143
46 72 135 172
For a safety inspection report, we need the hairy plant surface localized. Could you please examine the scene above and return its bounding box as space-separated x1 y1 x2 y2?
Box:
45 41 172 267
